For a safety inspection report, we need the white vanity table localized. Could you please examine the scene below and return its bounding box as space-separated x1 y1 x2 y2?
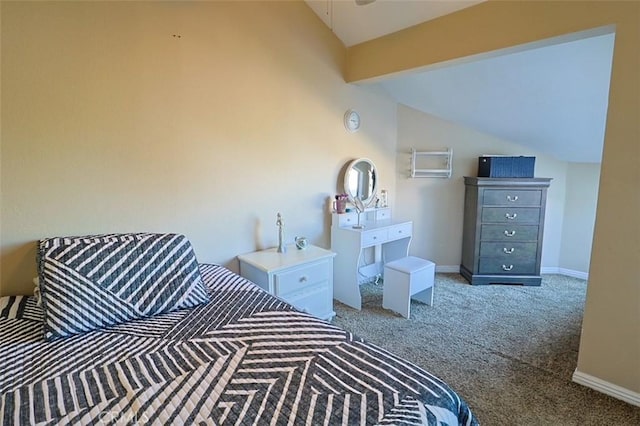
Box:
331 208 413 310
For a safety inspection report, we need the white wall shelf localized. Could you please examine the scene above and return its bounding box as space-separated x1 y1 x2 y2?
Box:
410 148 453 178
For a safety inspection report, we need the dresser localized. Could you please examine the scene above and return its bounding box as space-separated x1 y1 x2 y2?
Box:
237 244 336 321
331 207 412 310
460 177 552 286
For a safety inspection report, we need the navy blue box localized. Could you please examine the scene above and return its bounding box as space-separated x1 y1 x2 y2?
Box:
478 156 535 178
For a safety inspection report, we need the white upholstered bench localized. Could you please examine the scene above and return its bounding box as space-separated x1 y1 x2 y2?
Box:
383 256 435 318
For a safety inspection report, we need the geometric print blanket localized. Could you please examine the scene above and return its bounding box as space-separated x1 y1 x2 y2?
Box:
0 264 478 425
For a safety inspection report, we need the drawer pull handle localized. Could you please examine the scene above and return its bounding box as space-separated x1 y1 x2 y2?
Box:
502 264 514 271
504 230 516 237
506 195 519 202
503 247 515 254
299 276 308 283
505 213 517 220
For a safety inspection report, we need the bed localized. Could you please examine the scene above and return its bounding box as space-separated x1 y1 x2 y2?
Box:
0 233 477 425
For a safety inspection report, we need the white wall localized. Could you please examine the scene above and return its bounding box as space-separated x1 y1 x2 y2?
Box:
559 163 600 274
394 104 568 270
0 1 398 295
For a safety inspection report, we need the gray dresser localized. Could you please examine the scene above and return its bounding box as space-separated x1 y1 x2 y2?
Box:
460 177 552 286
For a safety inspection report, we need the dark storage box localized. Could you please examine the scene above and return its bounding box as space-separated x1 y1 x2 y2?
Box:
478 156 535 178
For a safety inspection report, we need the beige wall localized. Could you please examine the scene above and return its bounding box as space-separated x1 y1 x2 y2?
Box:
0 1 399 295
394 104 567 269
347 0 640 398
560 164 600 274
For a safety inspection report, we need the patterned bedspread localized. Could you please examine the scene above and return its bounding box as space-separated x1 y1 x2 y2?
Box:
0 264 477 425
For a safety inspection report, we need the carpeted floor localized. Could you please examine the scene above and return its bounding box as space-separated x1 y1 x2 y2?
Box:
332 273 640 425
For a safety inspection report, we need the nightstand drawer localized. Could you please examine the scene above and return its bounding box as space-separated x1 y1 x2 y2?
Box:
388 222 412 241
479 258 537 275
275 261 329 296
483 189 542 206
480 242 537 259
362 229 388 247
481 207 541 224
285 280 331 315
480 224 539 241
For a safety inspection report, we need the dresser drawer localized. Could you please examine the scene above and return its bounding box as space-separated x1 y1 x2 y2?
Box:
479 258 537 275
275 261 330 296
388 222 412 241
483 189 542 206
480 242 537 260
481 207 541 224
362 228 388 247
480 224 539 241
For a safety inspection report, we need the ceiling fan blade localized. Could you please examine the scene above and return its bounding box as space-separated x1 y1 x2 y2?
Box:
355 0 376 5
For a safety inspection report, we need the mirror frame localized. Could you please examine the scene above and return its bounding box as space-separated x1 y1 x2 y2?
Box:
343 158 378 207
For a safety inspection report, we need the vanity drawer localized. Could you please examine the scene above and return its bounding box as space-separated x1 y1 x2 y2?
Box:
275 261 330 296
478 258 537 275
483 189 542 206
388 222 412 241
480 242 537 260
337 212 358 228
481 207 541 224
375 208 391 221
362 228 388 247
480 224 539 241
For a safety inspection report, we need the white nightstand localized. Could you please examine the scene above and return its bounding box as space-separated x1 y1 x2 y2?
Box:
237 244 336 321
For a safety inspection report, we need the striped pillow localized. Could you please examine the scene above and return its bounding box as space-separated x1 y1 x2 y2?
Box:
37 233 210 340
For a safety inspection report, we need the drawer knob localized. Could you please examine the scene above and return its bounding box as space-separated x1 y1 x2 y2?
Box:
506 195 519 202
373 236 377 240
503 247 515 254
502 264 514 271
504 230 516 237
505 213 517 220
299 276 308 283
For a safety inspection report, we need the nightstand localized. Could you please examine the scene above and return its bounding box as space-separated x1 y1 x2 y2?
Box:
237 244 337 321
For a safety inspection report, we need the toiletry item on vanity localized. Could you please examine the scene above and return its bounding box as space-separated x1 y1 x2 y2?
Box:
380 189 388 208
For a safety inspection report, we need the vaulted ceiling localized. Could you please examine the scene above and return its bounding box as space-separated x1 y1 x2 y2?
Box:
305 0 614 163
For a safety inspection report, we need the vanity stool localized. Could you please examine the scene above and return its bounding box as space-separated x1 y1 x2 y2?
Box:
383 256 435 318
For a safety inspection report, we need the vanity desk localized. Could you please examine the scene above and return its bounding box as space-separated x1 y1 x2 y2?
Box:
331 207 413 310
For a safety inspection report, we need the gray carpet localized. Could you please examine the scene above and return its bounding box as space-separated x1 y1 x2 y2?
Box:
332 273 640 425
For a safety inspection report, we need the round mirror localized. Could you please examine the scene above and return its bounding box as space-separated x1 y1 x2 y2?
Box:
343 158 378 207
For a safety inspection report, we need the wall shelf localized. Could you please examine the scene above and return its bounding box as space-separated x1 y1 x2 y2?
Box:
410 148 453 178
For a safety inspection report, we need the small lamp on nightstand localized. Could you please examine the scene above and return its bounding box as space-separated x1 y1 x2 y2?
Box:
276 212 286 253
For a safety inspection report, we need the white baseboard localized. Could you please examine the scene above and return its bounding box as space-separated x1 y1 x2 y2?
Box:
572 370 640 407
436 265 588 279
541 267 588 280
435 265 460 273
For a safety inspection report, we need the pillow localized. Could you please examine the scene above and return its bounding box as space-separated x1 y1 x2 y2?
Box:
37 233 210 340
33 277 42 306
